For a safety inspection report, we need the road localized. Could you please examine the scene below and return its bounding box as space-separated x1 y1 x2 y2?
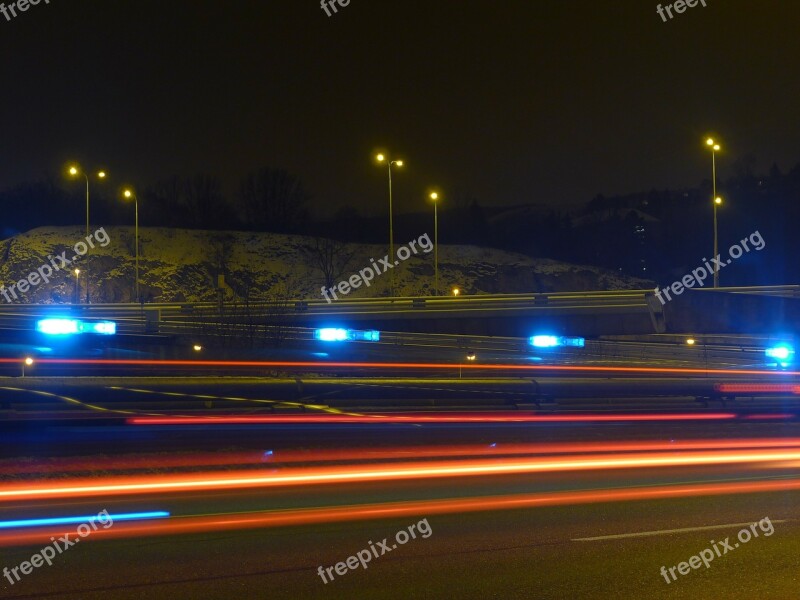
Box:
2 415 800 599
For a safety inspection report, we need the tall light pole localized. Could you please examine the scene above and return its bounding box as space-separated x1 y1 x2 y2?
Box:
376 153 403 296
429 191 440 296
68 165 106 302
705 139 721 287
123 188 140 302
73 268 80 304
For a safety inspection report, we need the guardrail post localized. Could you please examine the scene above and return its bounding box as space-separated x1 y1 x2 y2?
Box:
646 293 666 333
144 308 160 333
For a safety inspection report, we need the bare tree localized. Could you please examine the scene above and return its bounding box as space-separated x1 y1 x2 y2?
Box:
304 236 354 290
238 168 309 232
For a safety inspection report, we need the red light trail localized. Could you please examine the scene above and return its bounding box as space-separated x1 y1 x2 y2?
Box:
126 412 739 425
18 357 800 376
3 447 800 502
3 477 800 547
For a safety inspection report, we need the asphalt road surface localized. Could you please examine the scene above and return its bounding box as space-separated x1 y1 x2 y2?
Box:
2 413 800 599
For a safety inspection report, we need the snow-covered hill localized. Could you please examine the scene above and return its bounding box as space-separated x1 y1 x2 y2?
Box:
0 227 653 303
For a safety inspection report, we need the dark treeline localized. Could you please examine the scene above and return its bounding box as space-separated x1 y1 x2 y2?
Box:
2 160 799 286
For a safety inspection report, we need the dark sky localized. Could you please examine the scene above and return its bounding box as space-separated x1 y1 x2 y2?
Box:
1 0 798 217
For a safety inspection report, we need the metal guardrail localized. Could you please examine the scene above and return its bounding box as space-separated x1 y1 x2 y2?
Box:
0 286 795 337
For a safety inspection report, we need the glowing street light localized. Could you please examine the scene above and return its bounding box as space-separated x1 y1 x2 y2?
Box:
122 188 140 302
704 138 722 287
73 268 80 304
452 287 460 296
375 152 404 295
67 163 107 302
429 190 441 296
22 356 33 377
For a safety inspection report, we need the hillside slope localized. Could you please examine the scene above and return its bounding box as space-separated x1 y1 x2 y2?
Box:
0 227 653 303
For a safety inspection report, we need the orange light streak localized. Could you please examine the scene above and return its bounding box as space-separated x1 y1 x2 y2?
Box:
3 477 800 547
21 358 800 376
4 448 800 502
6 438 800 475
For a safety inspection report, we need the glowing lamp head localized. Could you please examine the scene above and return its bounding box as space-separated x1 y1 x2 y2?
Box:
715 196 723 205
74 268 80 276
68 166 79 176
686 338 696 345
452 287 460 296
24 357 33 366
395 160 404 167
376 153 385 162
706 138 715 146
193 344 202 352
123 189 133 199
98 171 106 179
430 192 439 201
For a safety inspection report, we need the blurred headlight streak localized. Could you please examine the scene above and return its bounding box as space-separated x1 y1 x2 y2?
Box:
716 383 800 394
14 358 798 376
5 438 800 475
4 448 800 502
0 511 170 530
35 318 117 336
126 412 740 425
314 328 380 342
530 335 585 348
36 318 80 335
4 480 800 547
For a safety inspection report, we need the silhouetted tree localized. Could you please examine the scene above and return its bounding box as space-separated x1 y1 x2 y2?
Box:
238 168 310 233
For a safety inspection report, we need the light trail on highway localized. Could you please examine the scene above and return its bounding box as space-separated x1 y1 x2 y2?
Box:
12 357 800 376
4 447 800 502
126 412 741 425
3 477 800 548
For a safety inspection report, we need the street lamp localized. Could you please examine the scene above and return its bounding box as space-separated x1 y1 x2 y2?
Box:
375 153 404 295
68 164 107 302
429 191 440 296
22 356 33 378
705 138 722 287
122 188 140 302
73 268 80 304
452 287 460 296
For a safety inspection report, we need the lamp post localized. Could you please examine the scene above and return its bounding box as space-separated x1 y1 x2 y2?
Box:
73 268 80 304
22 356 33 378
705 139 721 287
122 189 140 302
429 191 440 296
68 165 106 302
375 153 403 296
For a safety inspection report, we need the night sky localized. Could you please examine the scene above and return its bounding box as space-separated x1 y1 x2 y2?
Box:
1 0 798 217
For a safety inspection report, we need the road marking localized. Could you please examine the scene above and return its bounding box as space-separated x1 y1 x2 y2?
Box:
572 519 789 542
